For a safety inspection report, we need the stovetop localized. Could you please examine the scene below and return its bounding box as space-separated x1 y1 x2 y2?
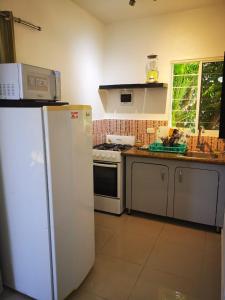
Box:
93 143 133 152
93 135 135 163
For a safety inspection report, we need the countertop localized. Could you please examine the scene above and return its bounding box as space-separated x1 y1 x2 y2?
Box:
122 148 225 165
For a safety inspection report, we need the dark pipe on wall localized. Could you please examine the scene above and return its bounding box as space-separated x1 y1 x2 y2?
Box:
0 11 16 63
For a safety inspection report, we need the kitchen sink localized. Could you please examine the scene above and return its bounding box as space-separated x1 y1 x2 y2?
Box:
184 151 218 159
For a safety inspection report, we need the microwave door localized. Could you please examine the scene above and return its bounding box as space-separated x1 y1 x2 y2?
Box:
54 71 61 100
50 70 61 100
21 64 56 101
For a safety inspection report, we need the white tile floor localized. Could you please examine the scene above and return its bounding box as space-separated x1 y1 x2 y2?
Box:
1 212 221 300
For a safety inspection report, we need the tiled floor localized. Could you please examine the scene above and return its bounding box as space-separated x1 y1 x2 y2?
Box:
1 212 221 300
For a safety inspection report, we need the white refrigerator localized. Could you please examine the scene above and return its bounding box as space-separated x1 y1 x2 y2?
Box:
0 105 95 300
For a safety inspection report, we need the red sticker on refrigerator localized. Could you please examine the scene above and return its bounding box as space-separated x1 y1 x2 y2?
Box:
71 112 78 119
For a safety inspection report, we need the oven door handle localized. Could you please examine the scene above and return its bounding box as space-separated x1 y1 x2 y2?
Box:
93 163 117 168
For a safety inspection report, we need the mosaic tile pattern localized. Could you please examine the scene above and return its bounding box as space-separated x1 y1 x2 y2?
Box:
93 119 225 153
93 119 168 145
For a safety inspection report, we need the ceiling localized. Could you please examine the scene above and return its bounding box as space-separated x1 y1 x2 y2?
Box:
72 0 224 24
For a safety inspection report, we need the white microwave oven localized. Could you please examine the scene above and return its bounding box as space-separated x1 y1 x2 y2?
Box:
0 63 61 101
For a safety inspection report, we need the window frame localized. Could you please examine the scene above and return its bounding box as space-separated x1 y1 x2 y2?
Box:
169 57 224 137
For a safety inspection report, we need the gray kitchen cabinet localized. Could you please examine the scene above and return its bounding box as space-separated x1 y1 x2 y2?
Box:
131 162 169 216
126 155 225 227
221 211 225 300
173 167 219 225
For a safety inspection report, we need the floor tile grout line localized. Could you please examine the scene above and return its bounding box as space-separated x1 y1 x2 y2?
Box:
96 230 116 254
198 230 220 299
95 221 128 235
97 235 162 264
200 230 209 274
143 264 205 282
142 223 166 264
80 288 109 300
68 286 109 300
95 214 219 300
95 252 142 267
83 252 142 300
96 234 165 267
95 252 143 266
126 223 166 300
144 229 208 285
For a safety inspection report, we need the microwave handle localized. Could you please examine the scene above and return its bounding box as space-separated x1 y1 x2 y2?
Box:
53 70 61 100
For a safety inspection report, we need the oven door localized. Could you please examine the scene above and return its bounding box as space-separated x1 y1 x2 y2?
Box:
93 162 120 199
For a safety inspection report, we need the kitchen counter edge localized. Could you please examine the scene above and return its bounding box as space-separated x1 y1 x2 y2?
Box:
122 148 225 165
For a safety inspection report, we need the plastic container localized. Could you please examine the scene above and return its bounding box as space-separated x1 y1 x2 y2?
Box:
148 142 187 154
146 54 159 83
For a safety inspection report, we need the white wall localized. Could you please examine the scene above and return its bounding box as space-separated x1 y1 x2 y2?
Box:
0 0 105 120
1 2 225 121
103 3 225 120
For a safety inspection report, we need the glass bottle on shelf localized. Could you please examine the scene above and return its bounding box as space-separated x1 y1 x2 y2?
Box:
146 54 159 83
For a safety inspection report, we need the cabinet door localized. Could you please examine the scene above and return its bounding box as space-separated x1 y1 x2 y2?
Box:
131 163 169 216
174 167 219 225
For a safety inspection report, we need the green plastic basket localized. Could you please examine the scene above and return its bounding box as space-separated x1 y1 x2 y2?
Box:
148 142 187 154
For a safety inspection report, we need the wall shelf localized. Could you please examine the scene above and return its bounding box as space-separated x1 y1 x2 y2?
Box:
99 83 168 90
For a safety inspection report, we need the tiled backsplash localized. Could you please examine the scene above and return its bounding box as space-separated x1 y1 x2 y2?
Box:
93 119 168 145
93 119 225 153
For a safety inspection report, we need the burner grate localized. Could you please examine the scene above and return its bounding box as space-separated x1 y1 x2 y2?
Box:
93 143 132 151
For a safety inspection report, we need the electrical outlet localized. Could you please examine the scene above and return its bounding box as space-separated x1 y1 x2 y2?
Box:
147 127 155 134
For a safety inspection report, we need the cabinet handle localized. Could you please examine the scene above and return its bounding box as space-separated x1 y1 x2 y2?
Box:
161 171 165 181
178 169 183 183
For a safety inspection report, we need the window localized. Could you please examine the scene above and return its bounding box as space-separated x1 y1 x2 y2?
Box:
171 59 223 134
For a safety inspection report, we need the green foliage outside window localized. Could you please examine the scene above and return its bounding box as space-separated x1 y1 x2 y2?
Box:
172 62 199 132
171 60 223 133
199 61 223 130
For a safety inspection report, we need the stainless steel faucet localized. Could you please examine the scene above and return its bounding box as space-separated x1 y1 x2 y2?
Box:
203 141 214 153
196 126 214 153
196 126 205 152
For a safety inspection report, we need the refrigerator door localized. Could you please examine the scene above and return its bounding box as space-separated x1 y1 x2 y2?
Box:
0 108 53 299
43 105 95 300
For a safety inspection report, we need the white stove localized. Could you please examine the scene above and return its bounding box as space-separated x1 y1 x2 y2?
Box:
93 149 121 163
93 135 135 215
